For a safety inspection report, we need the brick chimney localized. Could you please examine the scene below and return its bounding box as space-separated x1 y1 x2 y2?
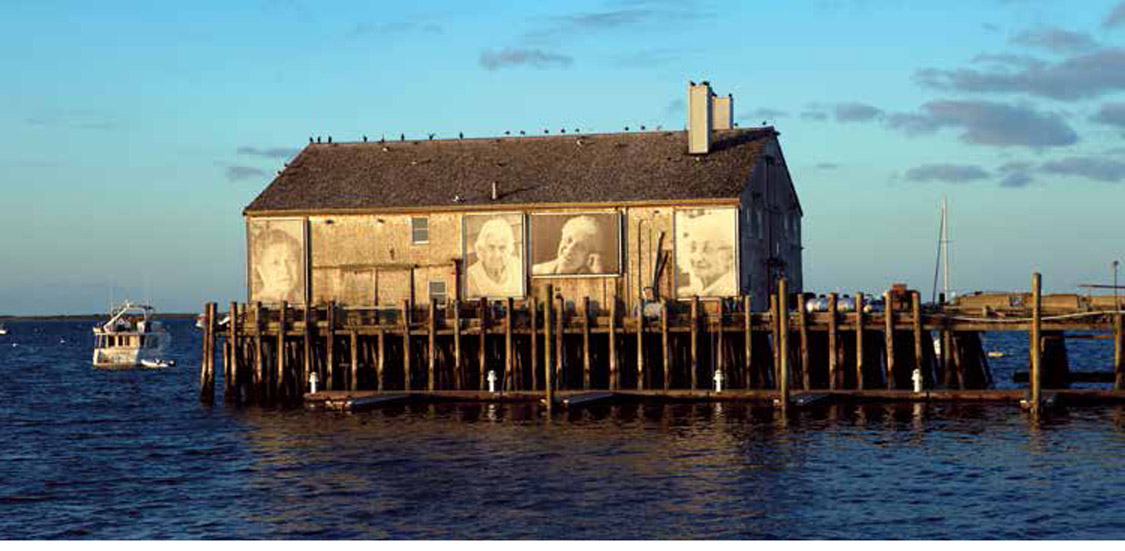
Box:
688 81 712 155
712 93 733 130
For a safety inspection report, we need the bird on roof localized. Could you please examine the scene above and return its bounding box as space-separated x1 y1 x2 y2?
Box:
428 133 435 140
459 132 464 139
504 131 510 136
624 126 629 131
327 136 332 144
640 125 646 131
317 136 321 143
363 135 368 142
544 128 549 134
519 130 525 136
575 128 580 133
400 133 405 141
560 128 566 134
308 137 313 144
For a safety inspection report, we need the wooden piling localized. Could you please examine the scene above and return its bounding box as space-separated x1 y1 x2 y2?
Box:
229 302 240 402
608 295 618 390
505 297 514 391
453 298 462 390
377 327 386 392
428 298 437 392
797 297 809 390
636 298 645 391
911 292 924 389
199 302 214 403
855 292 865 390
253 302 263 401
744 296 752 390
828 293 838 391
277 301 288 402
662 300 671 392
403 299 412 392
778 280 790 406
327 301 336 391
770 294 780 388
1115 312 1123 391
530 297 539 391
1031 272 1042 410
717 300 727 389
691 296 700 390
582 297 592 391
303 305 313 396
556 295 565 390
545 286 554 407
350 330 358 391
884 290 895 390
477 298 487 391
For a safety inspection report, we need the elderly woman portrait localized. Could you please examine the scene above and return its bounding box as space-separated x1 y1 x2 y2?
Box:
676 210 737 297
251 224 305 304
465 215 524 297
532 214 617 276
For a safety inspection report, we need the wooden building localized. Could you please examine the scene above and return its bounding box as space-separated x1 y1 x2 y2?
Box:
243 81 802 313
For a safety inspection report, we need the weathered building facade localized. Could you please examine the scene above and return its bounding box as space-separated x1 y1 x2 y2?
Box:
244 82 802 313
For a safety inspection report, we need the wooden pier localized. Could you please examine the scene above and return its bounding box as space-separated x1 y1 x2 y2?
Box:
198 276 1125 410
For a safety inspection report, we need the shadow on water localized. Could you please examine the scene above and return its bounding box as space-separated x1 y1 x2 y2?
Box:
2 320 1125 539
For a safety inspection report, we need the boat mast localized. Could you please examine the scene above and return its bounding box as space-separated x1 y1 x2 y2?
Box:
942 197 951 301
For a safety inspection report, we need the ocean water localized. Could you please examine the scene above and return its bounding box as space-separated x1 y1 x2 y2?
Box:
1 320 1124 539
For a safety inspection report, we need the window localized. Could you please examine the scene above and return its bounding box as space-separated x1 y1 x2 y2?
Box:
411 217 429 244
429 280 447 306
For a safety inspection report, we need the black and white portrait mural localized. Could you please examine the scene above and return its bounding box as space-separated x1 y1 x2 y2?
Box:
530 213 621 276
463 213 526 298
248 218 306 305
675 208 738 297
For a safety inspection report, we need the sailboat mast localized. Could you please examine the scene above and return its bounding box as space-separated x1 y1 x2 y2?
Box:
942 197 951 300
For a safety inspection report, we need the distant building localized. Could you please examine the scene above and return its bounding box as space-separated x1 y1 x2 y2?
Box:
243 81 803 312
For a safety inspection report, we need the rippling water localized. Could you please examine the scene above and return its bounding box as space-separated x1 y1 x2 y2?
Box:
2 320 1124 539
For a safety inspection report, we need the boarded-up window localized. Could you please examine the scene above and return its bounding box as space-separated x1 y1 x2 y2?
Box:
411 217 429 244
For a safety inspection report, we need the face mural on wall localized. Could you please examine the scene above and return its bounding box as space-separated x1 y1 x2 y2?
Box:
530 213 621 277
463 213 526 298
675 208 738 298
248 218 306 305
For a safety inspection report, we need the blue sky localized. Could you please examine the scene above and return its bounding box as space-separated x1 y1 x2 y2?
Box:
2 0 1124 314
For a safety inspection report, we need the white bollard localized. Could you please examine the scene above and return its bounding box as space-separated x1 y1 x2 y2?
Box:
309 371 319 394
912 368 923 393
487 370 498 393
713 370 724 393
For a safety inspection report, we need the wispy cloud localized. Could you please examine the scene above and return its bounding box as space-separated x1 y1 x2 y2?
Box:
834 102 884 122
1041 156 1125 182
739 107 790 122
884 100 1078 148
526 1 713 43
226 166 269 183
905 163 991 183
1009 27 1098 53
915 47 1125 101
815 162 840 170
1105 1 1125 29
664 98 686 116
479 48 573 70
349 21 444 38
1090 102 1125 130
800 110 828 121
25 110 118 131
237 146 301 160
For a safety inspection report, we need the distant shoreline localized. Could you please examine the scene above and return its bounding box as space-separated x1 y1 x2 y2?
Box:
0 313 198 321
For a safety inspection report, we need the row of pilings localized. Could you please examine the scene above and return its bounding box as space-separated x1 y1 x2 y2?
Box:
198 282 1015 406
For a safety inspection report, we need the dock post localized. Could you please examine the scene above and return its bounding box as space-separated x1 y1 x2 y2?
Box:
505 297 514 391
253 302 263 402
583 297 592 391
691 296 700 390
717 300 727 390
855 292 865 390
545 286 554 409
428 298 437 392
797 297 809 390
828 293 839 390
530 297 539 391
1115 311 1123 391
376 327 386 392
229 301 240 403
403 299 412 392
636 297 645 390
770 294 780 389
277 301 288 403
662 299 671 392
557 295 565 390
608 295 618 390
199 302 215 403
1030 272 1042 411
942 328 954 389
884 290 896 390
350 330 358 391
453 298 463 390
778 279 789 407
478 297 488 392
326 301 336 391
744 296 753 389
911 292 924 389
303 305 312 396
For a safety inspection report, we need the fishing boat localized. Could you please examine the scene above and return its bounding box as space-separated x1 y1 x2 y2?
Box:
92 302 172 367
0 323 8 336
140 358 176 368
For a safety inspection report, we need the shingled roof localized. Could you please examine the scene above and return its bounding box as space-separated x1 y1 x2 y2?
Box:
244 127 779 214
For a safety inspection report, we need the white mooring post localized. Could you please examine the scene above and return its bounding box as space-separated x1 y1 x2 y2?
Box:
713 370 724 393
487 370 498 393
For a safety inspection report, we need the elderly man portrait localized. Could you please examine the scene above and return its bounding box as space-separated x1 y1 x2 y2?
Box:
252 225 304 304
532 215 608 275
677 210 737 297
466 216 523 297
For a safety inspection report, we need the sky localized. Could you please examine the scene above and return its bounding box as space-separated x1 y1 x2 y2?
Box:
2 0 1124 314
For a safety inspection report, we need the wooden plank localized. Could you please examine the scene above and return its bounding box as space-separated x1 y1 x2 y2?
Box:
1031 272 1042 411
562 391 617 408
403 299 412 392
428 298 437 392
884 290 895 390
791 393 832 408
855 292 865 390
828 293 838 391
797 297 809 390
662 300 671 392
350 330 359 392
911 292 923 390
327 301 336 391
1013 371 1116 383
348 393 412 412
691 296 700 391
744 295 752 390
479 297 488 392
778 280 789 407
582 297 592 390
608 296 618 390
505 297 514 391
